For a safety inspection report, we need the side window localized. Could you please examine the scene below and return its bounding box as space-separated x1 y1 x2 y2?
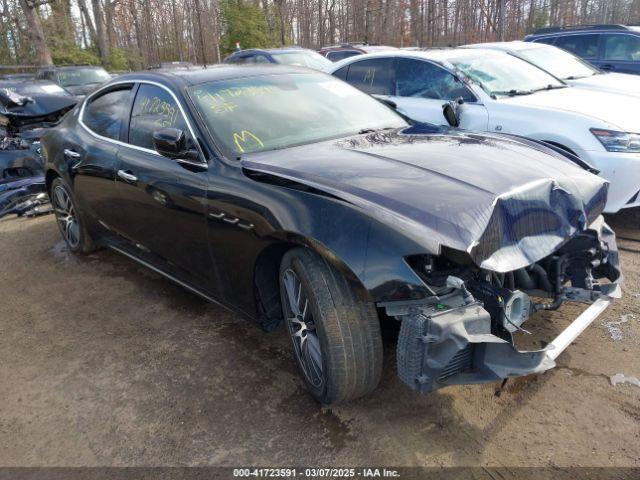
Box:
332 65 349 81
533 37 557 46
555 34 599 58
253 54 271 64
345 58 394 95
395 58 476 102
327 51 360 62
603 34 640 61
129 84 190 150
83 87 132 140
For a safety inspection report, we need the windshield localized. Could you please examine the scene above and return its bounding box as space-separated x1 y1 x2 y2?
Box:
271 51 333 70
189 73 406 156
518 46 598 80
451 53 565 96
58 68 110 87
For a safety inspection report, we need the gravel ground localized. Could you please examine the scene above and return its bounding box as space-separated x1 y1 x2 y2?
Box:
0 211 638 468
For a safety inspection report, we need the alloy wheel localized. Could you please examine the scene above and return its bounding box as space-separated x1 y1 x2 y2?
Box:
282 268 324 388
52 185 80 249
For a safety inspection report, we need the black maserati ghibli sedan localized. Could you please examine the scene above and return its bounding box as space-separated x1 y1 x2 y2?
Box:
41 65 621 404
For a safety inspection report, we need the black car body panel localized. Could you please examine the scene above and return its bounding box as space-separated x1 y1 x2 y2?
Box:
40 67 622 394
242 126 607 274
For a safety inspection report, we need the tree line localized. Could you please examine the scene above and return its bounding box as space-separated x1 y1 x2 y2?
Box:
2 0 640 70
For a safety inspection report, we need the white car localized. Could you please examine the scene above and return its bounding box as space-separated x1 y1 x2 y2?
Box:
464 41 640 97
329 49 640 213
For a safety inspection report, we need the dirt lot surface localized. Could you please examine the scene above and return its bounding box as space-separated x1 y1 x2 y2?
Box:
0 210 639 468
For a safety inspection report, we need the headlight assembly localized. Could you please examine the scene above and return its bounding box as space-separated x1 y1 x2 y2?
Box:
590 128 640 153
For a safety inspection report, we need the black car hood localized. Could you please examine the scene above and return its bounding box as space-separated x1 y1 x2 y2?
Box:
241 127 608 272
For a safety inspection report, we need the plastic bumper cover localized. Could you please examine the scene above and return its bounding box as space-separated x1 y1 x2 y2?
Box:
583 150 640 213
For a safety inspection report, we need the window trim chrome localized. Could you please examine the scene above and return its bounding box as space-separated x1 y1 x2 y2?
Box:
78 79 205 162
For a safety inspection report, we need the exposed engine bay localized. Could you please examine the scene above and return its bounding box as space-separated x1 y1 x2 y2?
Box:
385 217 621 393
0 89 76 218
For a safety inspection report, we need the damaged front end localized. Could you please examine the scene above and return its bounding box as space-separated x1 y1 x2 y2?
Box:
384 217 621 394
0 89 76 219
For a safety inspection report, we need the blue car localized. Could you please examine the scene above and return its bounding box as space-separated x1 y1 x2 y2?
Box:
223 47 332 71
525 24 640 75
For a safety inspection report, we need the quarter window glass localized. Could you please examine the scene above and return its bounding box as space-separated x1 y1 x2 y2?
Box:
603 35 640 61
332 65 349 81
554 34 599 58
129 84 189 150
534 37 557 45
327 51 360 62
395 58 476 101
345 58 394 95
83 88 132 140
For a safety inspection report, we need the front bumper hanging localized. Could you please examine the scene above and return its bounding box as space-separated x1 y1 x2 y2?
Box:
389 293 615 394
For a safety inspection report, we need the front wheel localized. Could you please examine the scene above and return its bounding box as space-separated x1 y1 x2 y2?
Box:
279 247 383 404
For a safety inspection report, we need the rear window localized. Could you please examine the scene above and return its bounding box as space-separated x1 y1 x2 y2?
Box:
554 34 600 58
345 57 395 95
602 34 640 61
82 87 132 140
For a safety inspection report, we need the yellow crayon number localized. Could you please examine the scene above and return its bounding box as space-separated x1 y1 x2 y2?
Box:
139 96 179 127
363 68 376 86
233 130 264 153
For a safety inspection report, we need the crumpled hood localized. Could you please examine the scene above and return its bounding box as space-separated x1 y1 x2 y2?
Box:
501 87 640 132
242 127 609 272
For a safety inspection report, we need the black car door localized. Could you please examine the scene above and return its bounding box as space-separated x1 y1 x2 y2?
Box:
70 84 135 229
108 82 212 289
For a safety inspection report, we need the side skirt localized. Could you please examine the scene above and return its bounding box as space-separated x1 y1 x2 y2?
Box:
108 244 243 318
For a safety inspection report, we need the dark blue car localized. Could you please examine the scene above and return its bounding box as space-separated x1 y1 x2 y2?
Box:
525 24 640 75
223 47 332 71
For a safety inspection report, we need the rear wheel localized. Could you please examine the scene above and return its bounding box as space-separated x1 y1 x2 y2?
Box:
279 247 383 404
50 177 96 254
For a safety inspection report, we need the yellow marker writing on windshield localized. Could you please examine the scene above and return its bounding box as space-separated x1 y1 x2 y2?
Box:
233 130 264 153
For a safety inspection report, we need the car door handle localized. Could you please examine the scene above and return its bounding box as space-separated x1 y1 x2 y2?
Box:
117 170 138 183
601 64 614 70
63 148 82 159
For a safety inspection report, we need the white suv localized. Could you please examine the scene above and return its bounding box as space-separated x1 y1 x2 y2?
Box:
464 41 640 98
330 49 640 213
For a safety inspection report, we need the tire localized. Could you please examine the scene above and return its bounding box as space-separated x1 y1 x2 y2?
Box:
50 177 97 254
279 247 383 404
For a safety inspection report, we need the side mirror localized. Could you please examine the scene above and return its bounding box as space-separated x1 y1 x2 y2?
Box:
442 98 464 128
153 127 198 160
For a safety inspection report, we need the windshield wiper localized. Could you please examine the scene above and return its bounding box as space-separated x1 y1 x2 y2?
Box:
531 84 567 92
491 89 533 97
358 126 397 134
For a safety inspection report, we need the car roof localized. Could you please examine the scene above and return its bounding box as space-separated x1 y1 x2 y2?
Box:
328 47 504 72
529 24 640 37
106 64 319 87
234 47 314 55
41 65 106 70
463 41 545 52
